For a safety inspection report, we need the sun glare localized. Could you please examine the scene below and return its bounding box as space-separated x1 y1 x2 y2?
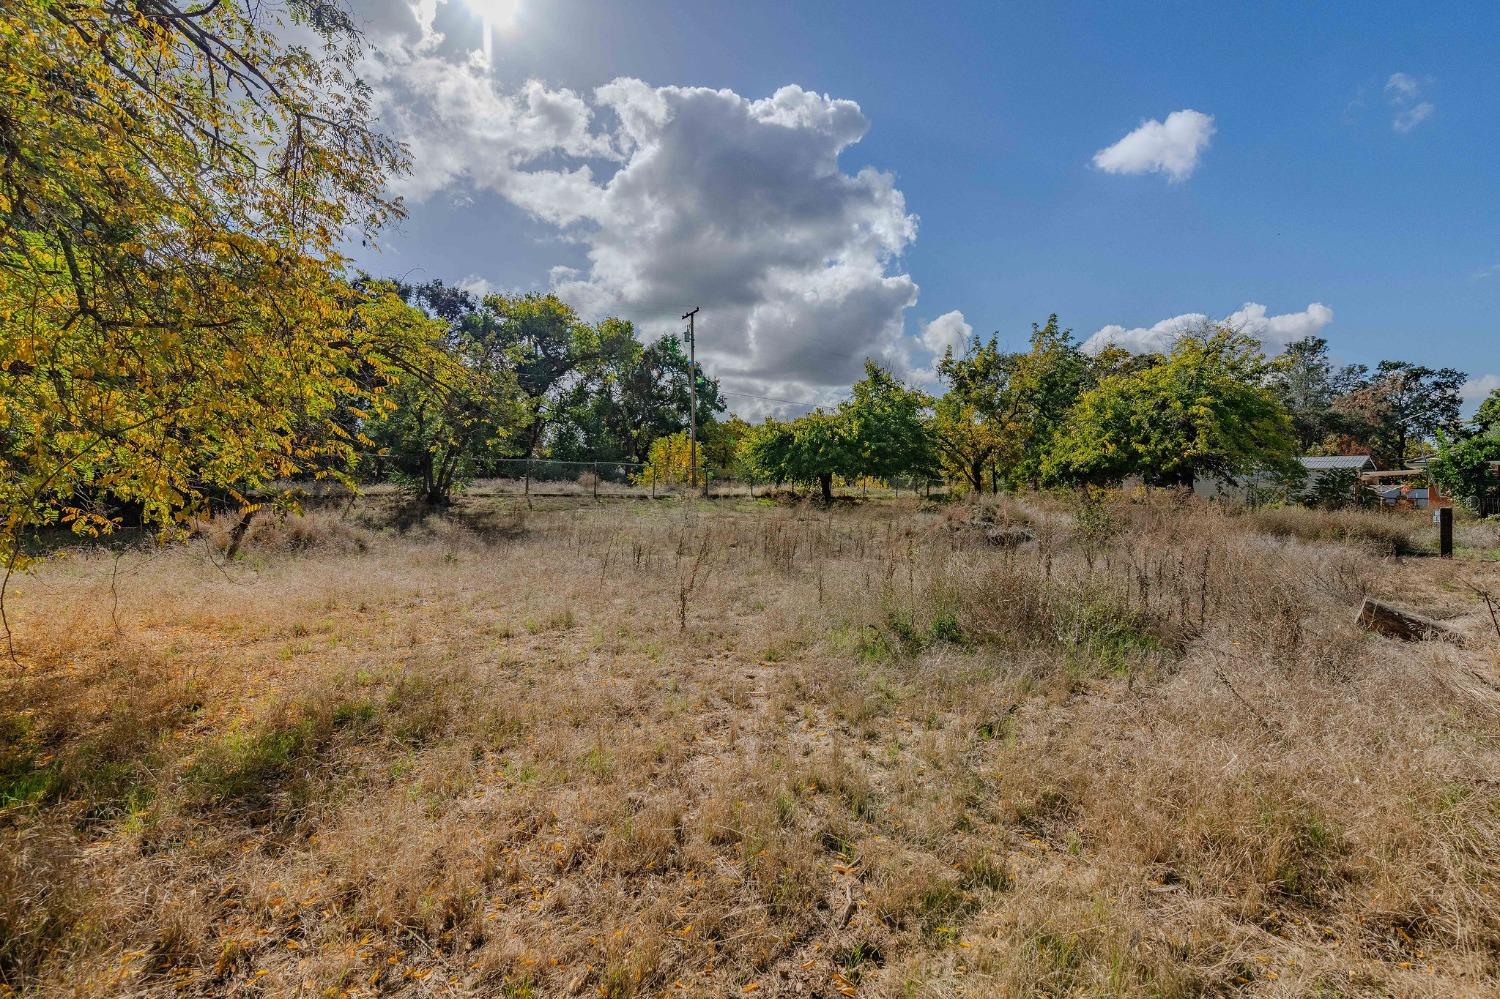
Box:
468 0 522 61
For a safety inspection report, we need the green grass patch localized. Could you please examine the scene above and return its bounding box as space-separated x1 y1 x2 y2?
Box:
183 719 320 806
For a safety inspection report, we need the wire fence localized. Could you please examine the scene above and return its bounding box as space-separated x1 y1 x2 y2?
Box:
432 458 947 501
1467 494 1500 518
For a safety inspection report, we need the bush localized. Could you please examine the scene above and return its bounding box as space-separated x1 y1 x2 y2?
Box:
1428 434 1500 515
1301 467 1376 511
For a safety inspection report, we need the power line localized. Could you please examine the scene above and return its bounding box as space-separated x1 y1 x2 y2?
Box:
719 389 850 410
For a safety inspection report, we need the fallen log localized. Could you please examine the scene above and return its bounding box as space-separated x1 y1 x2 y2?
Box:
1355 597 1462 644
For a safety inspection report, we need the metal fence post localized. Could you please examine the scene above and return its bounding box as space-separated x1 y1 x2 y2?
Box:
650 463 656 498
592 461 599 500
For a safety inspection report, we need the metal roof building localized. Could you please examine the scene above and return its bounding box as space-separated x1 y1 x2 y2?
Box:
1299 455 1378 472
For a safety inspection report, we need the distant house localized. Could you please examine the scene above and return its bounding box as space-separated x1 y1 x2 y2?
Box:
1361 468 1447 509
1295 455 1379 506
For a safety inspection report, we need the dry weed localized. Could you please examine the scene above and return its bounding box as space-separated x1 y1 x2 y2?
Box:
1 493 1496 996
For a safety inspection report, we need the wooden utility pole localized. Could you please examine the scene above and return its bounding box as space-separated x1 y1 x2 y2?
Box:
682 307 700 489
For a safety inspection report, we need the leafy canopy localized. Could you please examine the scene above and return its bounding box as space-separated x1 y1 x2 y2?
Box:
0 0 410 564
931 316 1088 492
1331 361 1465 467
1044 329 1300 489
745 412 857 503
1475 389 1500 438
745 363 932 501
361 288 526 505
1428 433 1500 514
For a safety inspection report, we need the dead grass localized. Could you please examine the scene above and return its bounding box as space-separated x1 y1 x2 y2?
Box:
1 491 1497 997
1241 505 1425 557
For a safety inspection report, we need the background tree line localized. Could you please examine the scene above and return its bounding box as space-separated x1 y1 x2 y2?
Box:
3 0 1497 577
733 321 1497 511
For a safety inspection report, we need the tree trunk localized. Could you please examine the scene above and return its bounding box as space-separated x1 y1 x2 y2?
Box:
819 473 833 505
225 507 258 561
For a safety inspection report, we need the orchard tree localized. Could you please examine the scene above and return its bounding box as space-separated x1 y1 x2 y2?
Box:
932 336 1008 492
1044 329 1300 489
931 316 1088 492
1003 316 1091 486
745 412 857 504
845 363 937 484
1 0 409 568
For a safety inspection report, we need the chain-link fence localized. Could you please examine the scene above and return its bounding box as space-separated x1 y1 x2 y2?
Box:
426 459 947 501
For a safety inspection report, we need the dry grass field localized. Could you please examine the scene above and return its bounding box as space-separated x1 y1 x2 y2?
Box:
2 492 1499 998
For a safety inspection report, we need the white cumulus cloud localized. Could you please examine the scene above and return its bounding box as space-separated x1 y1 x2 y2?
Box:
359 11 921 398
1083 302 1333 355
904 310 974 384
1385 73 1435 133
1463 374 1500 403
919 310 973 358
1092 109 1215 182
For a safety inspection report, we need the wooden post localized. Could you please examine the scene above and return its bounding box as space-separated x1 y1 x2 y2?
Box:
682 307 700 490
1439 506 1453 558
650 464 656 499
592 461 599 501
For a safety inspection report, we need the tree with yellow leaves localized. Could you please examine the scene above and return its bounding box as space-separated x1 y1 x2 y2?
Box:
0 1 419 581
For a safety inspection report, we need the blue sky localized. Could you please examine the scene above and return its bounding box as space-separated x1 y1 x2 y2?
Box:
348 0 1498 411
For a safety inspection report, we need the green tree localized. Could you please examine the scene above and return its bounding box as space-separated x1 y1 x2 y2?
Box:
1332 360 1466 467
845 363 937 485
931 316 1089 492
1475 388 1500 438
701 416 754 478
744 412 857 503
932 336 1008 492
1004 316 1091 486
1428 434 1500 515
362 294 526 505
551 333 724 463
481 292 634 465
1044 329 1300 489
1267 337 1369 451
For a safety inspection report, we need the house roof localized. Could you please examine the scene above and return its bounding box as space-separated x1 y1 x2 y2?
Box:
1299 455 1377 471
